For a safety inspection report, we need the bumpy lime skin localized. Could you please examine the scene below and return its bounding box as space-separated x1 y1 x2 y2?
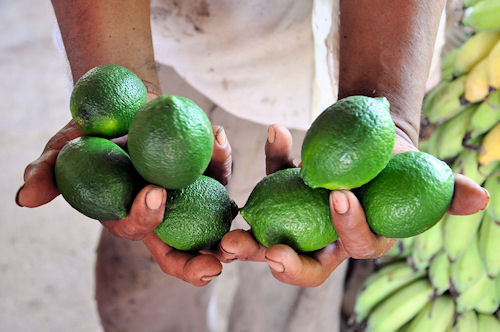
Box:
301 96 395 190
240 168 338 252
358 151 455 238
55 137 142 221
70 64 147 138
154 175 236 251
127 95 214 190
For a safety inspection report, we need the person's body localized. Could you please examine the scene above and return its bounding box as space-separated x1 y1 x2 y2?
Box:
17 1 489 331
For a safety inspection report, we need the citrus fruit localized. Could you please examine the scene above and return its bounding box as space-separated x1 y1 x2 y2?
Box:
70 64 147 138
358 151 454 238
300 96 395 190
154 175 237 251
127 95 214 189
240 168 338 252
55 136 142 221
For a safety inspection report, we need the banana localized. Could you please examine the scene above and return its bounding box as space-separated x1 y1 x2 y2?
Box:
455 273 494 313
487 39 500 89
365 279 433 332
384 237 414 258
436 103 477 159
484 173 500 220
429 250 451 296
443 210 485 262
405 295 455 332
450 310 478 332
477 313 500 332
478 212 500 278
474 276 500 314
442 50 459 82
465 58 490 102
463 1 500 32
409 217 444 271
452 149 498 185
353 261 425 323
422 125 442 156
423 81 450 119
453 31 500 76
450 233 487 293
478 122 500 166
465 0 487 7
466 89 500 142
427 76 467 123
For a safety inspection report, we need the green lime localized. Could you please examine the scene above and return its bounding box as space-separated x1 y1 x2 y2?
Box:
240 168 338 252
55 136 142 221
127 95 214 189
358 151 454 238
154 175 237 251
301 96 395 190
70 64 147 138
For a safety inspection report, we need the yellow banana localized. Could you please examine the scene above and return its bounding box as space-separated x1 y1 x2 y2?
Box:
429 250 451 296
405 295 455 332
478 212 500 278
436 103 476 159
454 31 500 76
474 276 499 314
450 233 487 293
484 173 500 220
366 279 433 332
463 0 500 32
455 273 494 313
477 314 500 332
466 89 500 141
443 210 485 262
353 261 425 323
487 39 500 89
450 310 478 332
465 58 490 102
427 76 467 123
479 122 500 165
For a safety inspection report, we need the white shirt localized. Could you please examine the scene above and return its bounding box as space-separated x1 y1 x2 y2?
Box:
150 0 339 130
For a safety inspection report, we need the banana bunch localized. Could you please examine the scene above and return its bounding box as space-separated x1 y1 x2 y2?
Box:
349 8 500 330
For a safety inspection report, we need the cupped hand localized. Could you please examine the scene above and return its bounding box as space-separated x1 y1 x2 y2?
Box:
218 124 490 287
16 96 233 286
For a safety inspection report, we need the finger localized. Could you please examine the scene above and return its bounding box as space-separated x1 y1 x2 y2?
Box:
218 229 267 262
17 120 84 207
265 124 295 175
205 126 232 185
143 233 222 286
448 173 490 215
103 185 166 240
330 190 396 258
264 243 347 287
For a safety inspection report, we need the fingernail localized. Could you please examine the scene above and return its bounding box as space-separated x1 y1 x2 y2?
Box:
267 126 275 144
331 191 349 214
216 126 226 145
146 188 164 210
15 185 24 207
265 257 285 273
201 272 221 282
221 246 236 258
481 188 490 210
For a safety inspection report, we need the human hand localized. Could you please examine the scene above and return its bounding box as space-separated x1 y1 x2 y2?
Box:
218 124 489 287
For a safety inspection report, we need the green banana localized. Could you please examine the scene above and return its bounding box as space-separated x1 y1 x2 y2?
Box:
478 212 500 278
466 89 500 142
465 0 487 7
450 310 478 332
428 250 451 296
365 279 433 332
455 273 494 313
484 173 500 220
436 103 477 159
463 1 500 32
453 31 500 75
353 261 425 323
442 49 459 81
427 76 467 123
409 218 444 271
477 313 500 332
423 81 450 119
405 295 455 332
450 233 487 293
422 125 442 156
487 38 500 89
384 237 414 258
452 149 498 185
443 210 485 262
474 276 499 314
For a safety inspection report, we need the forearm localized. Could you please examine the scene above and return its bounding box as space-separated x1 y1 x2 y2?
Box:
338 0 445 146
51 0 160 93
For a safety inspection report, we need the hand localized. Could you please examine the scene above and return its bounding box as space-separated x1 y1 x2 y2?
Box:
16 103 233 287
218 124 489 287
